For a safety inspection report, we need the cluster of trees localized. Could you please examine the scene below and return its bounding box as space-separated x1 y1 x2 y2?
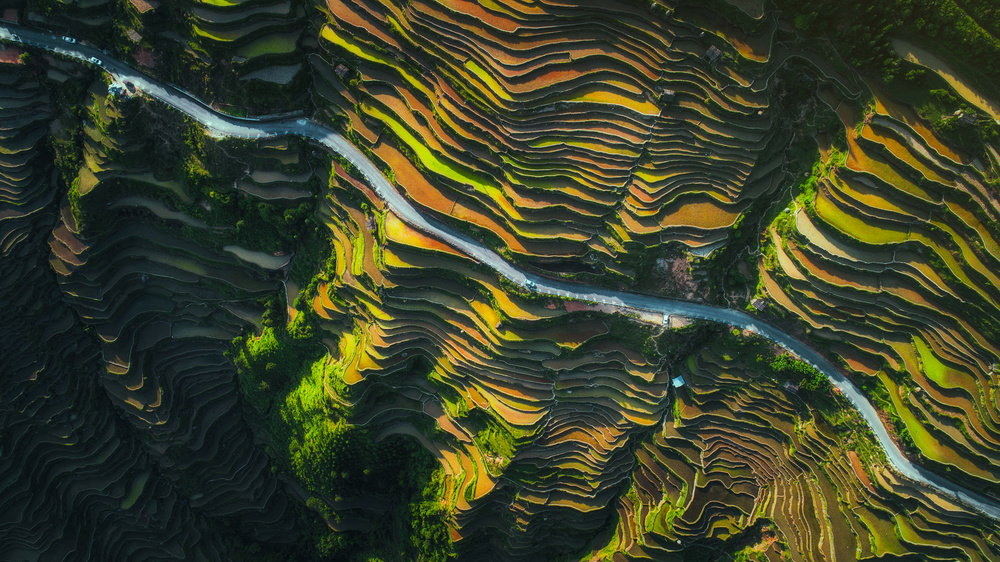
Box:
777 0 1000 88
231 309 453 560
231 321 321 395
288 417 426 502
408 470 453 562
953 0 1000 38
177 126 318 253
719 329 831 394
907 85 1000 155
859 376 918 453
764 353 831 393
49 127 83 186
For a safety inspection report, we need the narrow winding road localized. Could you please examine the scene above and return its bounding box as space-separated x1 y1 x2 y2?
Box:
4 23 1000 521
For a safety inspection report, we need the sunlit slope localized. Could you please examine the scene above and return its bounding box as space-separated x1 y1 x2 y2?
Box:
6 0 1000 558
289 160 1000 560
298 163 673 557
587 341 1000 561
312 0 785 279
760 81 1000 495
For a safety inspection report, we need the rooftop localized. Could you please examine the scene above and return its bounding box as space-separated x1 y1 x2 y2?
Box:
128 0 159 14
659 87 676 102
0 45 22 66
705 45 723 63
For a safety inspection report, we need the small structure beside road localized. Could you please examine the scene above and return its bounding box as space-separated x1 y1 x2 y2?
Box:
704 45 722 64
0 44 22 66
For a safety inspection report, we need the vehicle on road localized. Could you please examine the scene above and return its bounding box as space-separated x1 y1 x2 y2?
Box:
62 36 76 43
88 56 102 66
525 280 537 292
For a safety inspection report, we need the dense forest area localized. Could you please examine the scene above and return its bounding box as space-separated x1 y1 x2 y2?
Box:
776 0 1000 88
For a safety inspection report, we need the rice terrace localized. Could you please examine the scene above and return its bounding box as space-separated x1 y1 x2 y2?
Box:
2 0 1000 560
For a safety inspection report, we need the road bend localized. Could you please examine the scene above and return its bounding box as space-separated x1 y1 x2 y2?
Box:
5 23 1000 521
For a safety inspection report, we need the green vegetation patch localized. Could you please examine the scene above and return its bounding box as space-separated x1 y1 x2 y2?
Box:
718 328 829 393
237 31 302 59
881 64 1000 155
231 294 453 561
777 0 1000 91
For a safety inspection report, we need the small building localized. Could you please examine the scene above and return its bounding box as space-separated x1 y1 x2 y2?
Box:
657 87 675 103
125 29 143 43
231 55 247 64
334 64 349 78
128 0 159 14
751 298 768 311
672 376 686 388
783 381 800 393
959 112 978 126
704 45 723 64
108 83 125 97
0 45 22 66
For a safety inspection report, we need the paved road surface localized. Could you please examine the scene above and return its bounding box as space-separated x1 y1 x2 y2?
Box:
5 23 999 521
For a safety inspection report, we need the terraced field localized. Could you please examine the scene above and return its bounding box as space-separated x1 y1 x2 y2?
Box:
314 0 788 280
181 0 308 77
761 79 1000 498
0 61 233 561
3 0 1000 560
294 169 674 556
590 339 1000 561
1 40 316 560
